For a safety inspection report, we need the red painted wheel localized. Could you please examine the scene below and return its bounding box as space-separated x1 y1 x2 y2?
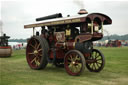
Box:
64 50 85 76
86 49 105 72
26 36 48 70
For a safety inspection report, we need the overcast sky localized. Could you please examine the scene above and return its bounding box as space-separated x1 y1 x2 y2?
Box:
1 0 128 39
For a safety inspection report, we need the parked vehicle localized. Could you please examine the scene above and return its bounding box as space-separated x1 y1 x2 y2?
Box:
0 34 12 57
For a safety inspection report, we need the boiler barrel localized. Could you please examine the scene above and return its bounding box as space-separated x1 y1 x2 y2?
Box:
36 13 62 21
0 46 12 57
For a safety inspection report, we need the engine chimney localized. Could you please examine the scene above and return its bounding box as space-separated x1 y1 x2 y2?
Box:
78 9 88 15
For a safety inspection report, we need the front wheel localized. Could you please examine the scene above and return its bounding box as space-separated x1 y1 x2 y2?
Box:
86 49 105 72
64 50 85 76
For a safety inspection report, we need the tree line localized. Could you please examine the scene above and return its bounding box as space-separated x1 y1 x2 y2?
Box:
101 34 128 41
8 34 128 42
9 39 27 42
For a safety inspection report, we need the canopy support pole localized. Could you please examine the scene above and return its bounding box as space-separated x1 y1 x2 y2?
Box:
33 27 35 36
101 22 103 34
91 21 93 34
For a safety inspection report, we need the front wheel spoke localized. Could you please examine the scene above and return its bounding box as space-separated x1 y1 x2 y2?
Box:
91 55 95 59
95 54 100 59
96 63 100 68
97 59 102 63
92 63 94 70
92 52 96 58
95 63 98 69
96 58 102 61
95 52 98 58
97 63 101 67
97 61 102 65
93 63 96 70
90 64 93 69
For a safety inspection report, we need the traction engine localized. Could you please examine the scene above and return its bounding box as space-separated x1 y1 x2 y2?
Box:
24 9 112 76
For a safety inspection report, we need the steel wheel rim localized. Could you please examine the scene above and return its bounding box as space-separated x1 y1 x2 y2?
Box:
65 52 83 75
26 38 43 68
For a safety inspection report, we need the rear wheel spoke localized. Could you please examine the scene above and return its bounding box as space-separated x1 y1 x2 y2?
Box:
38 49 42 52
34 39 38 47
29 44 36 49
37 43 41 49
31 57 36 64
35 59 40 66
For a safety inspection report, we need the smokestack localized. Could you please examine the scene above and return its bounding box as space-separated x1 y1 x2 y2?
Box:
78 9 88 15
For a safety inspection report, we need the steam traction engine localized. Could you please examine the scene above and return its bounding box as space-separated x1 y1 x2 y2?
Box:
24 10 112 76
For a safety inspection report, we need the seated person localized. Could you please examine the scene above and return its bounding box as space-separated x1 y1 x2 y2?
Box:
65 25 79 39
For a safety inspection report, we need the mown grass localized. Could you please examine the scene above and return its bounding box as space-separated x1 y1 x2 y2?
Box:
0 47 128 85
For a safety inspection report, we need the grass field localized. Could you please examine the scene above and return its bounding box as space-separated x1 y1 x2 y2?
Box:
0 47 128 85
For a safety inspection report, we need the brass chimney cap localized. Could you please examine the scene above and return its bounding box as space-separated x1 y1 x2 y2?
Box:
78 9 88 15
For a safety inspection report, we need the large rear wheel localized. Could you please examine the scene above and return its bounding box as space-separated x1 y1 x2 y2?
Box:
26 36 49 70
64 50 85 76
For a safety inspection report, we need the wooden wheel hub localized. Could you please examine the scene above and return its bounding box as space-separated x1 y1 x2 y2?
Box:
34 50 38 54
